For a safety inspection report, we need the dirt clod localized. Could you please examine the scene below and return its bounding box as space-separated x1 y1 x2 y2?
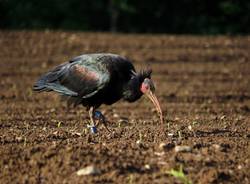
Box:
174 145 192 153
76 165 100 176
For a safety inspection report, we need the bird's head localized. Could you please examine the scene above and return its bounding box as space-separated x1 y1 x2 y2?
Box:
124 69 163 124
140 77 163 124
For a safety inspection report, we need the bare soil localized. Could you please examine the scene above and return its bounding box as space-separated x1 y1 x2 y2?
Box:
0 31 249 184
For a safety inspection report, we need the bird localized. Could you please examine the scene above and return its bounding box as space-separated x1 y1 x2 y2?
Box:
33 53 163 133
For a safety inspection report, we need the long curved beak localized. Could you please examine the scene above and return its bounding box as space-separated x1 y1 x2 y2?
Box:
145 90 163 124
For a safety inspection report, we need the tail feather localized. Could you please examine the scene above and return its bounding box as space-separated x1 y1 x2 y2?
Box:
33 75 52 92
34 82 77 96
33 77 52 92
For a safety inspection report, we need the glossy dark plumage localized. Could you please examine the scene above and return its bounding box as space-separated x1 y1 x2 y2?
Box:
33 53 152 109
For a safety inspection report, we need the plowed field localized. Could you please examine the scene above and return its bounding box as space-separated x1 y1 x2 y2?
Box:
0 31 249 184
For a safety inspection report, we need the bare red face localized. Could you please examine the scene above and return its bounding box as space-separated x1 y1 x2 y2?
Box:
140 78 155 93
140 78 163 124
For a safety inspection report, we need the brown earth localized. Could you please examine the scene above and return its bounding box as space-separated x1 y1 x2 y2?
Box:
0 31 249 184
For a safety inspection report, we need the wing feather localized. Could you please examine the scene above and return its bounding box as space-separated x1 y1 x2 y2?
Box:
33 55 110 98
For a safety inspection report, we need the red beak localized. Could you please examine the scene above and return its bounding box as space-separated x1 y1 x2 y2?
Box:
145 90 163 124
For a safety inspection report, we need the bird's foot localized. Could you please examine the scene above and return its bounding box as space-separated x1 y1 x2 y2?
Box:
87 124 98 134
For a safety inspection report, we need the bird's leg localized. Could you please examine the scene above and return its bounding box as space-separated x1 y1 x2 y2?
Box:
87 106 98 134
87 107 111 133
94 111 111 133
88 106 95 126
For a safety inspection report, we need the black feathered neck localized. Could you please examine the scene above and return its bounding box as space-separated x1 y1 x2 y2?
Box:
123 69 152 102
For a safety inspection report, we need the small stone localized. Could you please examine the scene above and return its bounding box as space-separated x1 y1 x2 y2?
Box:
159 142 166 150
245 159 249 164
144 164 151 170
76 165 100 176
16 136 23 141
167 133 174 137
113 113 119 118
220 115 226 120
73 132 82 136
154 152 165 156
237 165 242 170
174 145 192 152
50 108 56 113
174 117 180 121
212 144 221 150
188 125 192 131
136 140 143 147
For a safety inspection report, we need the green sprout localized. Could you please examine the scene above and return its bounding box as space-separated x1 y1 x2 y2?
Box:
192 121 198 126
128 174 134 184
139 132 143 142
167 122 170 130
178 130 182 140
166 165 192 184
57 121 62 128
23 137 27 147
27 87 33 97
